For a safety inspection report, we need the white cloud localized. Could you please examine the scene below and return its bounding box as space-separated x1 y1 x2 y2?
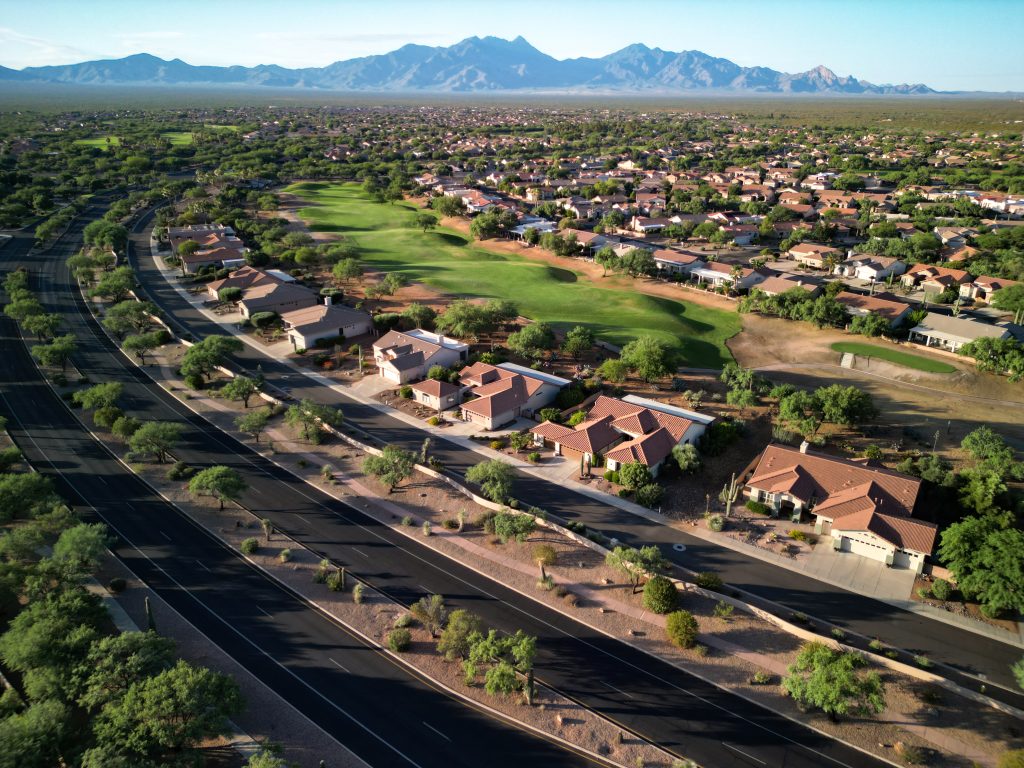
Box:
0 26 100 68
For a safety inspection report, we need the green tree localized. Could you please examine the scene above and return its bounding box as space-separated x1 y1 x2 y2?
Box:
665 610 699 648
411 212 439 233
958 467 1007 515
220 376 260 408
507 322 555 359
0 700 67 768
51 522 109 578
410 594 448 637
814 384 877 426
75 631 176 711
90 660 243 763
188 466 246 510
492 512 536 543
332 258 363 284
562 325 594 359
642 575 679 613
1012 657 1024 692
465 460 514 504
777 390 822 436
123 331 164 365
89 266 137 303
103 300 156 338
619 461 652 490
672 444 701 474
31 334 76 372
430 195 464 218
111 416 141 443
0 472 59 522
783 641 885 722
21 312 61 341
437 609 484 661
435 300 494 339
939 511 1024 614
619 248 655 277
179 335 243 385
73 382 123 411
4 297 44 323
992 284 1024 320
850 313 891 337
401 302 437 330
597 357 629 383
363 445 416 492
284 399 342 445
128 421 182 463
605 545 669 593
594 246 620 276
235 409 271 444
620 336 671 382
464 629 537 703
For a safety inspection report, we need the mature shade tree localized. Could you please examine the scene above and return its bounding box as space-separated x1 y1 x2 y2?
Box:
401 302 437 330
814 384 877 427
4 297 44 323
51 522 109 578
363 445 416 493
562 325 594 359
73 382 123 411
430 195 465 218
618 248 655 277
30 334 77 372
111 415 141 443
102 300 157 338
220 376 260 408
21 312 61 341
410 212 439 233
783 641 885 722
410 594 448 637
620 335 671 382
605 545 669 594
235 409 271 444
961 426 1023 480
960 337 1024 382
83 220 129 252
284 398 342 445
332 258 364 286
506 322 555 359
939 511 1024 614
89 660 243 765
594 246 620 276
850 313 892 337
75 631 176 711
435 300 494 340
0 472 59 522
778 389 822 437
465 460 514 504
597 357 629 383
992 284 1024 320
0 699 68 768
123 331 164 365
464 629 537 704
179 335 243 385
128 421 183 464
88 266 137 303
188 466 247 510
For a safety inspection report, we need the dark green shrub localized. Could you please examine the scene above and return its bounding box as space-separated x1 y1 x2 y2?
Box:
642 575 679 614
635 483 663 508
603 470 620 483
665 610 699 648
695 572 723 590
388 628 411 652
930 578 952 601
745 499 771 515
240 537 259 555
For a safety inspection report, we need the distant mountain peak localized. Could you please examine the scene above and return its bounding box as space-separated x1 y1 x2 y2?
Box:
10 37 937 94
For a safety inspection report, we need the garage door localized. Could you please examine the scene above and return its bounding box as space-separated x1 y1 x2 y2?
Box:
842 535 890 564
891 550 913 569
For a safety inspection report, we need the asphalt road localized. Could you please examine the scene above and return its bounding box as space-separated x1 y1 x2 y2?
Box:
0 212 606 768
2 206 897 767
128 209 1024 700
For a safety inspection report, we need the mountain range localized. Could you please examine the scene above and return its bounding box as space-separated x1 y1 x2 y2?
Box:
1 36 935 94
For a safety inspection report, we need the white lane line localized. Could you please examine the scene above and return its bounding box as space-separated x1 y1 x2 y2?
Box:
418 584 432 594
329 657 350 673
602 681 633 699
294 514 309 523
159 530 171 541
421 721 451 742
722 742 766 766
195 559 211 573
257 605 273 619
352 547 369 558
96 475 107 485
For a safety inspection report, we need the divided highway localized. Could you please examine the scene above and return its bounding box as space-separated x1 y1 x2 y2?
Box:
0 207 897 766
129 207 1024 699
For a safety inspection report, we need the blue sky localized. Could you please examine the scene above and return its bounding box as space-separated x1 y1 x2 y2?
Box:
1 0 1022 91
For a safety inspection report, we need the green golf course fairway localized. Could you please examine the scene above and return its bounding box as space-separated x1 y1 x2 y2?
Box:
831 341 957 373
285 182 739 368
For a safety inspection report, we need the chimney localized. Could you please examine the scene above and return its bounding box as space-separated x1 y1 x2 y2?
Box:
799 440 810 454
324 295 333 306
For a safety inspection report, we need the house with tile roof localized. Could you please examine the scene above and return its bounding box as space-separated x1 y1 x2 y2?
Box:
531 395 711 476
458 362 569 430
834 291 912 327
281 301 372 351
373 329 469 384
652 249 706 276
409 378 462 412
207 266 318 320
834 255 907 282
960 275 1020 303
787 242 842 269
744 443 935 571
900 264 973 294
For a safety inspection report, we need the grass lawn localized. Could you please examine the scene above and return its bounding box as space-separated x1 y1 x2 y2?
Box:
285 182 740 368
831 341 957 374
74 135 120 149
161 131 195 146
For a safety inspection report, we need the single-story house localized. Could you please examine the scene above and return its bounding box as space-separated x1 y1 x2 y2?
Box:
788 243 842 269
532 395 711 477
690 261 769 291
744 443 935 572
908 312 1011 353
179 246 247 275
960 275 1020 303
652 249 705 276
834 255 907 282
373 329 470 384
458 362 569 430
834 291 913 327
756 276 822 298
409 378 462 412
207 266 318 319
901 264 973 294
630 216 671 234
281 301 373 351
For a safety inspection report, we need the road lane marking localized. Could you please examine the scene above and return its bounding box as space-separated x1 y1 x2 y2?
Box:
159 530 171 541
294 514 309 523
329 657 350 673
257 605 273 619
421 721 451 742
602 681 633 699
352 547 369 558
195 559 211 573
722 742 766 765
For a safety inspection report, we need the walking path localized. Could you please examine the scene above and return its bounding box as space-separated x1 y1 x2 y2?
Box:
149 252 1024 654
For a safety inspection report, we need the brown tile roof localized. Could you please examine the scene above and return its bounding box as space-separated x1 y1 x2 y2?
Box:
556 415 622 454
410 378 460 397
604 427 677 468
531 421 575 441
834 291 910 321
589 395 694 443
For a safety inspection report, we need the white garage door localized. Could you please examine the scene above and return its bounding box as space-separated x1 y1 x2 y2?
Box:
891 550 914 570
841 534 890 564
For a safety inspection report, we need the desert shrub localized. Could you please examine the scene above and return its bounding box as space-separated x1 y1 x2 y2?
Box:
532 544 557 568
388 628 411 652
240 537 259 555
394 613 414 628
745 500 771 515
750 671 773 685
352 583 366 604
166 461 194 481
665 610 699 648
442 518 459 530
400 515 414 527
492 512 535 543
706 514 724 532
426 415 441 426
184 373 204 390
635 483 663 509
695 572 723 590
527 452 541 463
422 521 432 537
894 742 926 765
915 655 932 668
930 578 953 601
603 470 620 483
642 575 679 614
278 549 292 563
713 601 735 620
399 385 413 399
488 439 506 451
